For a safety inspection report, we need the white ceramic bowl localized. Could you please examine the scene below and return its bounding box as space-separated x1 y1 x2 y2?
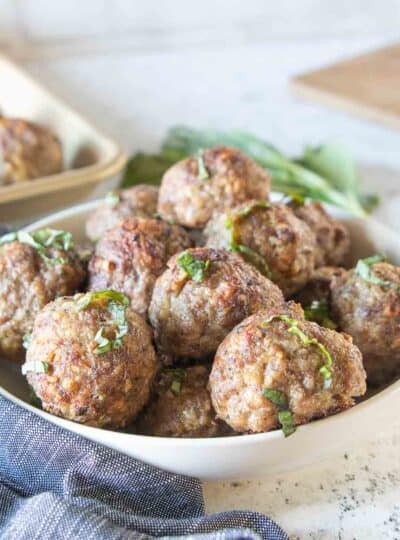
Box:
0 201 399 480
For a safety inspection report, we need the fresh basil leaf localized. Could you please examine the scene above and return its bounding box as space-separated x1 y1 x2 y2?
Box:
22 361 49 375
78 290 129 311
177 251 210 282
278 410 296 437
355 254 400 292
263 388 288 409
197 150 209 180
0 228 73 264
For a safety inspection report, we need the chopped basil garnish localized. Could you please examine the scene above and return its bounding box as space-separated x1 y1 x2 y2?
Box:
164 368 186 396
177 251 210 282
278 410 296 437
78 290 130 355
105 190 120 206
22 333 31 350
225 202 272 278
262 314 333 388
263 388 295 437
263 388 288 409
0 228 73 265
197 150 209 180
355 254 400 292
22 361 49 376
304 299 337 329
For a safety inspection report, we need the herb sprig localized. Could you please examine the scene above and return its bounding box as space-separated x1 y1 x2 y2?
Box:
0 228 73 265
122 126 379 217
177 251 210 282
263 388 296 437
262 314 333 388
78 290 130 355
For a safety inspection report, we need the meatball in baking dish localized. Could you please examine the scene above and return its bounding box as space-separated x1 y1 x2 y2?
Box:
0 117 63 185
209 302 366 434
204 201 316 296
148 247 284 361
23 291 158 429
331 255 400 384
137 365 228 438
293 201 350 267
85 185 159 242
0 229 86 362
88 217 192 317
157 146 271 228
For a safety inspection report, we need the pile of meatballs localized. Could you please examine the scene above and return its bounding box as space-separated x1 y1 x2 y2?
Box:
1 146 399 439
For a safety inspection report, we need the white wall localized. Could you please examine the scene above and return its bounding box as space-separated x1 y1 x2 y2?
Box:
1 0 399 60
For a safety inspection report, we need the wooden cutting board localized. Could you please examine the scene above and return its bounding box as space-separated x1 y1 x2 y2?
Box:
291 43 400 129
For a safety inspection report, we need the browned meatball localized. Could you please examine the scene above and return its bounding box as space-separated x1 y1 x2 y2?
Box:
148 247 284 360
293 202 350 267
293 266 346 307
0 117 63 185
85 185 159 242
88 218 192 317
23 291 158 428
157 146 271 228
331 258 400 384
137 365 227 437
0 230 86 362
210 302 366 434
204 201 316 296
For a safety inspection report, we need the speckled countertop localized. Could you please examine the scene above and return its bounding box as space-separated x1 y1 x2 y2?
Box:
204 424 400 539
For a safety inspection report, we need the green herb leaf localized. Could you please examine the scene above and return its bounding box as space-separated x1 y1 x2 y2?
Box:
177 251 210 282
304 299 337 330
355 254 400 292
263 388 288 409
22 361 49 376
121 152 177 188
94 327 113 355
278 410 296 437
235 200 269 218
263 314 333 388
105 191 120 206
0 228 73 264
197 150 209 180
170 379 182 396
78 290 130 311
22 333 31 350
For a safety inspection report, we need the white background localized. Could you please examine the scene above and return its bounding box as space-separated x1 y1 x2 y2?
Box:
1 2 400 538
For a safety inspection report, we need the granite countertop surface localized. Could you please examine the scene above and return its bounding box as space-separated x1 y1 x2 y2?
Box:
8 34 400 539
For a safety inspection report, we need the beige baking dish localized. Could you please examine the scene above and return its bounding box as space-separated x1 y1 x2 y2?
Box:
0 53 127 223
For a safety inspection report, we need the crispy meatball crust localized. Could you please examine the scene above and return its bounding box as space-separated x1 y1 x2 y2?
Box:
331 261 400 383
0 241 86 362
88 217 192 317
293 266 346 307
210 303 366 433
204 201 316 296
293 202 350 267
85 185 159 242
137 365 226 437
0 118 63 185
148 247 284 360
24 293 158 428
157 146 271 228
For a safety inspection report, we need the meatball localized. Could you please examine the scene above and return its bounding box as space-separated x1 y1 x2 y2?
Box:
85 185 159 242
210 302 366 434
137 365 227 437
148 247 284 360
204 201 316 296
0 231 86 362
88 217 192 317
23 291 158 428
293 202 350 267
0 117 63 185
157 146 271 228
293 266 346 307
331 258 400 384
